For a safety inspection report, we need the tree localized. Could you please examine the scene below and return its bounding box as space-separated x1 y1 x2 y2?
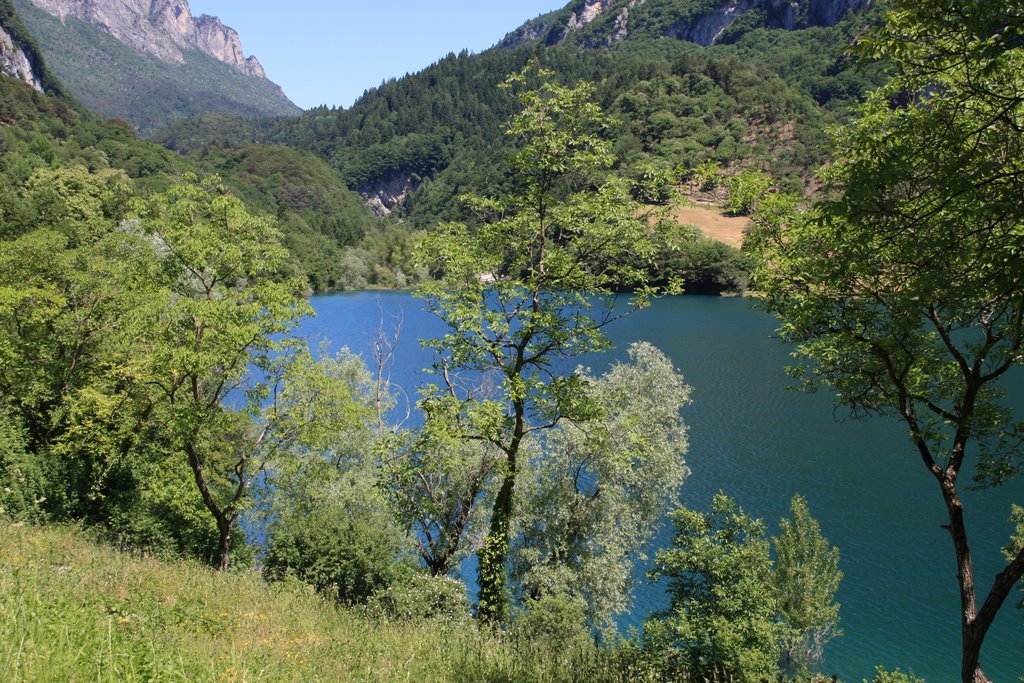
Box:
416 66 674 622
646 494 783 683
723 168 773 216
132 176 311 570
773 494 842 676
381 429 499 577
752 2 1024 680
0 173 170 528
511 342 690 635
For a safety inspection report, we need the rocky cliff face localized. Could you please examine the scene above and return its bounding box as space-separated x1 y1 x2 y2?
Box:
566 0 613 31
669 0 867 45
0 23 43 90
358 170 419 217
502 0 867 49
28 0 266 77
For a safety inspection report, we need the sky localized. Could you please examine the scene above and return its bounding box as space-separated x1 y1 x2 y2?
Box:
188 1 568 110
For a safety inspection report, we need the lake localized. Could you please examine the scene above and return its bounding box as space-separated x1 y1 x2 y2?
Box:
301 291 1022 682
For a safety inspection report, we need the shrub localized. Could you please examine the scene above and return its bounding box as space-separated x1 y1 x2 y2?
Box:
367 572 471 622
0 412 47 523
868 667 926 683
264 493 413 605
513 594 593 656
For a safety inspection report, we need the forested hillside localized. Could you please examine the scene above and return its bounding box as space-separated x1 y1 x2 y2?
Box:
0 70 383 292
500 0 868 49
155 4 881 230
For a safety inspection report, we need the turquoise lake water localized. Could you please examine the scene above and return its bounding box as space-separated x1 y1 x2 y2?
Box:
301 291 1022 682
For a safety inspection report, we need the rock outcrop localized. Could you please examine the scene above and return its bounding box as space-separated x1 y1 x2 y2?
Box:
358 171 419 217
0 23 43 90
669 0 867 46
502 0 868 49
566 0 613 31
28 0 266 77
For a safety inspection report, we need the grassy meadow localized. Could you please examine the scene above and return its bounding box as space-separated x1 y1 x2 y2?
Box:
0 523 658 683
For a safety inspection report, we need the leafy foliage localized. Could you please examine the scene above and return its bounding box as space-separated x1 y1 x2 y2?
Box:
186 143 392 292
512 342 690 635
647 494 783 683
752 1 1024 680
416 66 674 621
261 351 416 604
868 668 926 683
774 494 843 676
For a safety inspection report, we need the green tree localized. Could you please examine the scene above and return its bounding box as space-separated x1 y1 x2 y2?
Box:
867 668 925 683
381 430 498 577
416 66 672 622
752 2 1024 680
646 494 783 683
262 350 415 604
0 210 165 527
132 176 310 570
511 342 690 635
773 494 842 676
723 168 773 216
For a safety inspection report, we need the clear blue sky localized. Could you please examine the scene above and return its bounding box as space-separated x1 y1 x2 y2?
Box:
188 1 566 110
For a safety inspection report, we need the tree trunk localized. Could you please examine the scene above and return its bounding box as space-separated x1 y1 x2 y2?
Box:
477 472 515 623
217 517 232 572
939 473 990 683
186 442 235 572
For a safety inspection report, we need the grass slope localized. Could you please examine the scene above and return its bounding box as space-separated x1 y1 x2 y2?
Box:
0 524 645 682
11 0 300 136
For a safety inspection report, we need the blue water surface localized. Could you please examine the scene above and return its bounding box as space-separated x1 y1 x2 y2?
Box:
302 291 1022 682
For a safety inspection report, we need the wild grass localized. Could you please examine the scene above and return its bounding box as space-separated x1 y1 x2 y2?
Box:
0 522 655 682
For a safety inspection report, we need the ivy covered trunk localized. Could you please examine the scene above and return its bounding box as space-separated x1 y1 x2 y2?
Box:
477 472 515 623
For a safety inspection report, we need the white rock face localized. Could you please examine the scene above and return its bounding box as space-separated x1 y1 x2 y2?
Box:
0 25 43 91
192 14 266 78
566 0 612 31
359 171 419 217
607 0 646 45
28 0 266 77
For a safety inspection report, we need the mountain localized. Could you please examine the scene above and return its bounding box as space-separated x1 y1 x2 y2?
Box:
0 0 381 293
154 0 878 226
27 0 267 76
11 0 300 135
501 0 869 48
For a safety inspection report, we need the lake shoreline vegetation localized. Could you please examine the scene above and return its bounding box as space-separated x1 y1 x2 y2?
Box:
0 0 1022 681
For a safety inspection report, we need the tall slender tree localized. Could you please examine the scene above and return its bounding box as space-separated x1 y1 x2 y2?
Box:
773 494 842 676
753 2 1024 680
133 176 310 570
417 66 674 622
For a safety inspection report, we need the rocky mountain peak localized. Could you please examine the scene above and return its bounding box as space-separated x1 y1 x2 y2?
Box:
28 0 266 77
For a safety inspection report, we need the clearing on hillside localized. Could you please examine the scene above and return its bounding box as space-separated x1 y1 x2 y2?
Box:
668 202 750 249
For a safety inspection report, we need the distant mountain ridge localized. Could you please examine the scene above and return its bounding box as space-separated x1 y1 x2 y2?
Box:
502 0 868 48
12 0 299 135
